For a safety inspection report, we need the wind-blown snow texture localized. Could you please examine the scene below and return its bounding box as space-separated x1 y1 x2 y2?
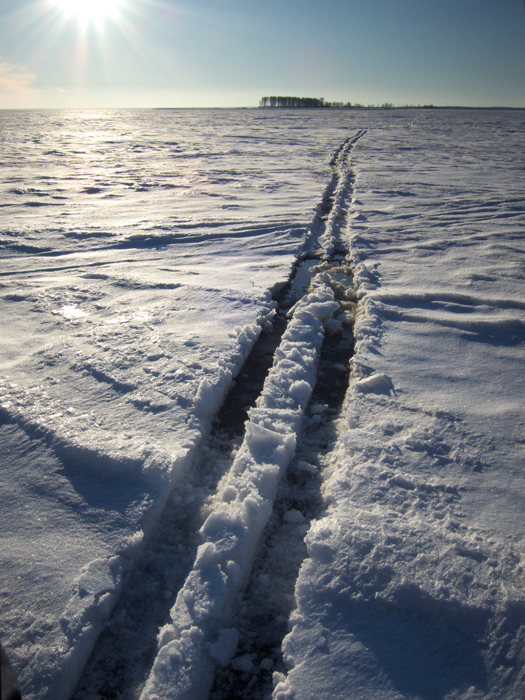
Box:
1 108 524 700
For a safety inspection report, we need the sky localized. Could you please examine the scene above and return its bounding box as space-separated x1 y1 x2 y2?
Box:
0 0 524 109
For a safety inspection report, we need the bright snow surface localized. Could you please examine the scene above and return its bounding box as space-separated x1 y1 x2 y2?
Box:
1 109 524 700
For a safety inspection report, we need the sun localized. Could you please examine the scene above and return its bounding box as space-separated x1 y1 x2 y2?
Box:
57 0 124 22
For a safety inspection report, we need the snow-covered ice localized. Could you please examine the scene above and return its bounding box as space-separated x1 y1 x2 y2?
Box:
1 108 524 700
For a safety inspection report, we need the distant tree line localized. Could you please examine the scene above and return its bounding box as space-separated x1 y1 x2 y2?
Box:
258 97 442 109
259 96 349 108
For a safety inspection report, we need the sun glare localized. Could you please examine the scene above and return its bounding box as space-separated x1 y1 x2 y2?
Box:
57 0 124 22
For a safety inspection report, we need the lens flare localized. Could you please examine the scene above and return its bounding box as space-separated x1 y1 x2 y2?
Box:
57 0 124 22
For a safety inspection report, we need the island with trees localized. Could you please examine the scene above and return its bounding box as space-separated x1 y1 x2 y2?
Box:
259 96 396 108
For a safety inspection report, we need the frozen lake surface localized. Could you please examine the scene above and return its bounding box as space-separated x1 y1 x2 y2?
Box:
0 108 524 700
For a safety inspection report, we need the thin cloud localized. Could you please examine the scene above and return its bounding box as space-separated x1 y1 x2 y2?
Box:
0 59 36 92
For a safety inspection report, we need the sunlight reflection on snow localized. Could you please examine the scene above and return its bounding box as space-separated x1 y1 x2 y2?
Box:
55 304 88 319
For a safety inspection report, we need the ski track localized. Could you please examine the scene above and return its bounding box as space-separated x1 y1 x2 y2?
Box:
71 132 365 700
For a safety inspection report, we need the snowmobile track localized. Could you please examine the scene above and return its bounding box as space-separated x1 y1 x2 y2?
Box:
71 131 365 700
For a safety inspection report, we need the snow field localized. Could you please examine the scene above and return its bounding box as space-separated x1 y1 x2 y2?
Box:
275 400 525 699
274 114 525 699
2 109 524 700
0 308 265 700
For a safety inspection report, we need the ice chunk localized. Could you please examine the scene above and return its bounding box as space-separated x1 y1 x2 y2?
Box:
354 372 394 394
284 509 306 524
289 379 312 405
158 623 179 649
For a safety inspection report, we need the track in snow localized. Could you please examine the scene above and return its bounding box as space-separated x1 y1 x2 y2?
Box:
71 132 365 700
208 260 356 700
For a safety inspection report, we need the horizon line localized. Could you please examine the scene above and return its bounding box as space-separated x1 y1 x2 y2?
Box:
1 105 524 111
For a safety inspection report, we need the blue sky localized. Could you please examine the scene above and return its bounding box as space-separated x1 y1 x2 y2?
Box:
0 0 524 108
